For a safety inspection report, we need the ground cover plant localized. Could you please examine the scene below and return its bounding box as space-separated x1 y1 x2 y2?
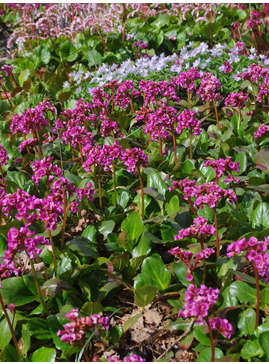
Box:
1 2 269 362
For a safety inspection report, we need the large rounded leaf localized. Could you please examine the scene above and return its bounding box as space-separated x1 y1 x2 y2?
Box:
139 253 171 291
66 237 99 258
121 211 143 243
229 281 256 305
251 202 269 229
31 347 56 362
197 347 223 362
0 277 36 306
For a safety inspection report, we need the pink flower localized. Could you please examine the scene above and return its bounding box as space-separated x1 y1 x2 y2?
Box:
178 284 219 319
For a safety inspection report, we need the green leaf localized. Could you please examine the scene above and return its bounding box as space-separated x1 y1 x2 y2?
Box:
193 326 211 346
147 170 168 196
59 40 78 62
3 344 19 362
238 308 256 336
0 317 12 350
251 202 269 229
182 159 195 174
135 285 157 308
81 302 103 316
121 211 143 243
140 254 171 291
122 313 142 333
151 13 170 29
26 318 51 340
254 149 269 174
235 151 247 173
34 45 51 65
0 277 36 306
164 319 191 331
6 171 26 189
82 225 97 241
46 316 70 351
229 281 256 305
19 324 31 357
99 220 115 240
165 195 179 215
31 347 56 362
241 340 264 359
259 331 269 357
66 237 99 258
19 69 30 87
85 49 102 67
172 261 190 287
197 347 223 362
132 234 151 258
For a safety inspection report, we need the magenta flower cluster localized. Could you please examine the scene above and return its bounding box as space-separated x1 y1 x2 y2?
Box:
224 91 249 108
107 354 145 362
207 317 233 339
174 67 201 93
203 157 240 182
120 147 149 174
196 73 221 102
18 139 37 153
193 182 236 209
0 145 9 165
11 108 48 135
57 309 110 345
170 179 236 209
174 216 215 240
169 246 215 281
254 124 269 139
227 236 269 282
2 65 13 76
178 284 219 321
176 109 202 136
32 157 63 184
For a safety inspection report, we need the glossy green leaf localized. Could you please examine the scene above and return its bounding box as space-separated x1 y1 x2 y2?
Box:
19 324 31 357
81 302 103 316
229 281 256 305
132 234 151 258
165 195 179 215
26 318 51 340
197 347 223 362
121 211 143 243
251 202 269 229
259 331 269 357
3 344 19 362
99 220 115 239
66 237 99 258
254 149 269 174
235 151 247 173
147 170 168 196
164 319 191 331
0 317 12 350
241 339 264 359
134 285 157 308
0 277 36 306
172 261 190 287
238 308 256 336
193 326 211 346
140 254 171 291
46 316 70 351
31 347 56 362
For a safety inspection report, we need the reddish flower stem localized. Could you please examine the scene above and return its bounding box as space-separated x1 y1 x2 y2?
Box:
253 262 260 329
205 317 215 362
0 294 21 358
213 207 220 258
137 167 144 220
